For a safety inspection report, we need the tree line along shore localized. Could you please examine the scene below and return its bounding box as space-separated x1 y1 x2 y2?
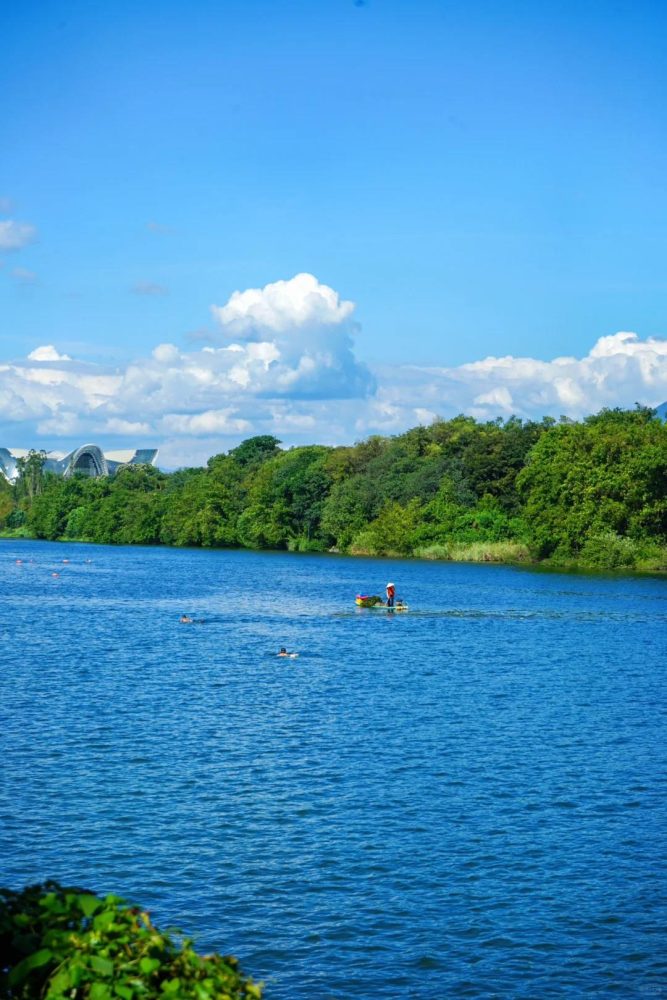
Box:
2 407 666 573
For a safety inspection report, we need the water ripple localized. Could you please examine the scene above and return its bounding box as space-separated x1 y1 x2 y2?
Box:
1 540 666 999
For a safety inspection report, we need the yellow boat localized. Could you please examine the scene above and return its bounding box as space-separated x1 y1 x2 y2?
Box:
355 595 408 611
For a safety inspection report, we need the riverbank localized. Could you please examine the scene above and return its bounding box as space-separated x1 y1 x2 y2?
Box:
5 410 666 577
3 529 666 575
415 539 667 574
0 526 32 539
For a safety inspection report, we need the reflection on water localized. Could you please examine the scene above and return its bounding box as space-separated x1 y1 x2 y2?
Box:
1 539 666 999
340 606 667 623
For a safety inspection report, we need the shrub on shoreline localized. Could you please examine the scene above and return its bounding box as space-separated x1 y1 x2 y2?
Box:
0 882 261 999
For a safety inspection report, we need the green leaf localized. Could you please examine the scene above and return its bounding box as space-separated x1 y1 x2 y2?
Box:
114 986 135 1000
69 962 86 987
78 893 103 917
45 968 71 994
90 984 113 1000
139 957 161 975
93 910 115 931
104 894 127 906
90 955 115 977
8 947 53 985
161 978 180 993
40 893 62 913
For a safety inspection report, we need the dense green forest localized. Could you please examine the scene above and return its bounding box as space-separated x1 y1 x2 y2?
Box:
3 407 666 571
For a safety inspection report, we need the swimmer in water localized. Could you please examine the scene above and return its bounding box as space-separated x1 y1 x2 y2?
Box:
180 614 193 623
278 647 299 658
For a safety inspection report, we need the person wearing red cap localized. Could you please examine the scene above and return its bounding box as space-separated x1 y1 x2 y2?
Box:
386 582 395 608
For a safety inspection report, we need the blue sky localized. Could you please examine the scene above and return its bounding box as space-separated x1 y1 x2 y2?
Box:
2 0 666 464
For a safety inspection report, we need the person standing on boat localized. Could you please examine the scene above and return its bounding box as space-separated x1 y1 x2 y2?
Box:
386 582 395 608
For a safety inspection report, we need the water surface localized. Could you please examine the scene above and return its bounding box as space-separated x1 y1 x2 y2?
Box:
1 540 665 997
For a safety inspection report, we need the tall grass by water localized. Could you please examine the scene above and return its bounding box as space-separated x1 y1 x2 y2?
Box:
415 541 532 563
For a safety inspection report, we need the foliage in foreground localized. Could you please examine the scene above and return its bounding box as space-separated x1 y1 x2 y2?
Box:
4 407 667 571
0 882 261 1000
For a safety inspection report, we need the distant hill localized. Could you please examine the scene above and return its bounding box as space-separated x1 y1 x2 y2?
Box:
655 401 667 420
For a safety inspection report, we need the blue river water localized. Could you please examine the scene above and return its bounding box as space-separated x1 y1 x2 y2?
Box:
1 539 666 998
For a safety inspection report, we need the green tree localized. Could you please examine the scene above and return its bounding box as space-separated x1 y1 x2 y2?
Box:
238 446 333 550
160 460 243 547
350 499 423 555
15 450 47 503
228 435 282 469
320 474 377 549
517 407 667 559
0 475 13 528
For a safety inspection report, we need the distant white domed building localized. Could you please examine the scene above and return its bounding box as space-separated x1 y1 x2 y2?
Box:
0 445 158 484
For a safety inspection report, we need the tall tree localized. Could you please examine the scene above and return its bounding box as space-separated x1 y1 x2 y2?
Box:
15 449 47 503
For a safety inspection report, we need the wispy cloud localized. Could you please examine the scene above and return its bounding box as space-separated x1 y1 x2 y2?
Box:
184 326 217 344
146 221 172 235
132 280 168 296
0 219 37 252
104 417 153 435
159 409 252 436
11 267 38 285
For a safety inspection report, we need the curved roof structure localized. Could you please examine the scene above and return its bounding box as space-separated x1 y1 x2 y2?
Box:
65 444 109 479
0 446 158 484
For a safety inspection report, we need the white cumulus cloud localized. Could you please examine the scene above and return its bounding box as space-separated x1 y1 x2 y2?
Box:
152 343 181 363
27 345 72 362
0 309 665 466
212 272 354 335
376 332 667 426
211 273 374 400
